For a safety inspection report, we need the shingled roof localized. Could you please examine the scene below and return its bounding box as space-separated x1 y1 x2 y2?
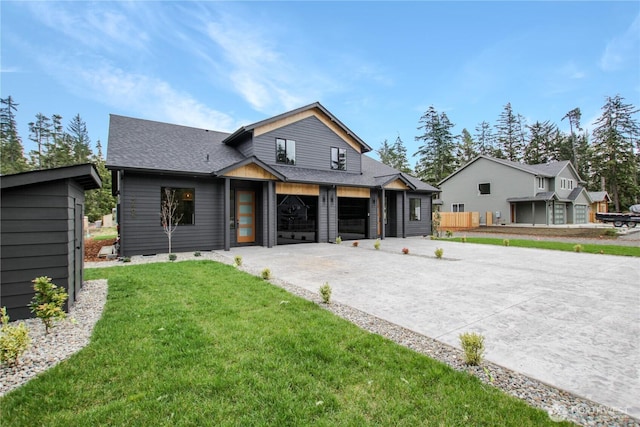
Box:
107 112 438 192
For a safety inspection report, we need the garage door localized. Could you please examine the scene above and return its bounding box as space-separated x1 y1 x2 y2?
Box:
554 203 565 224
575 205 587 224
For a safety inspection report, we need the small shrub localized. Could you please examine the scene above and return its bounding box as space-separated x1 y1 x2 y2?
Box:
402 247 409 254
234 255 243 267
319 282 332 304
429 235 436 240
0 307 30 366
352 241 359 247
335 236 342 245
573 244 583 253
459 332 485 366
434 247 444 259
374 239 381 250
445 230 453 238
461 235 467 243
503 239 510 247
30 276 68 334
194 251 202 257
603 228 618 237
261 268 271 280
169 253 177 261
122 256 131 263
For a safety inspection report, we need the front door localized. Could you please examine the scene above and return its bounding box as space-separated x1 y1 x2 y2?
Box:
237 190 255 243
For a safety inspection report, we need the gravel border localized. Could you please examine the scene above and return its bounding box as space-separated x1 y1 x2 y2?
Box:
4 254 639 426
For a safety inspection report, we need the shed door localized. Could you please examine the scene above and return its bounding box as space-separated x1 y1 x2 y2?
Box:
74 203 83 298
237 191 255 243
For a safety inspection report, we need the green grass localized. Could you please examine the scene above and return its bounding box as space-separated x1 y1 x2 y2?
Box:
444 237 640 257
87 226 117 241
1 262 570 426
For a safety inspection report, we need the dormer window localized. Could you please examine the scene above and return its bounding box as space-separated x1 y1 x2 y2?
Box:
276 138 295 165
331 147 346 170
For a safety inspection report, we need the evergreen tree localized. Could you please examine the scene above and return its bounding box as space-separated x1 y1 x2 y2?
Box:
0 96 29 174
28 113 52 169
414 106 457 183
524 120 556 164
474 121 496 156
559 107 591 182
84 141 117 222
456 128 477 164
591 95 640 211
43 114 74 168
67 114 92 164
495 102 525 161
376 135 412 174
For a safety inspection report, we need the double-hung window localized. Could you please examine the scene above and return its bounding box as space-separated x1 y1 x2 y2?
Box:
276 138 296 165
537 177 545 189
331 147 346 170
452 203 465 212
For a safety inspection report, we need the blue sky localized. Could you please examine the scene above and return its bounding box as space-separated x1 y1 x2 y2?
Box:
2 1 639 167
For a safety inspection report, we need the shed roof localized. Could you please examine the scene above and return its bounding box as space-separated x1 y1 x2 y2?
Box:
588 191 611 203
1 163 102 190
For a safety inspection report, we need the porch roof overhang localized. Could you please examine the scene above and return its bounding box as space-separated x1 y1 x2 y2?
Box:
374 173 417 191
507 192 557 202
214 156 287 181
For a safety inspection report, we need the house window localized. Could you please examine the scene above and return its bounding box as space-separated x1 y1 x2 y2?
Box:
161 187 195 225
568 179 574 190
452 203 465 212
410 198 421 221
560 178 567 189
331 147 346 170
276 138 296 165
537 177 544 189
478 183 491 195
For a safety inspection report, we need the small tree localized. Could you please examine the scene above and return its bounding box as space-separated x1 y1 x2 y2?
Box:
161 188 183 256
30 276 68 334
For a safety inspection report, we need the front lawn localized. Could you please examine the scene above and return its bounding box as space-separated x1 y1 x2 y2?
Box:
442 236 640 257
1 262 569 426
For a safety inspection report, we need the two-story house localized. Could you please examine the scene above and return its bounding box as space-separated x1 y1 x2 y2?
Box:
107 102 438 256
437 155 592 225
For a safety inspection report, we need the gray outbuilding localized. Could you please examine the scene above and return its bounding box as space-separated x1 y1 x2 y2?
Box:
1 164 102 320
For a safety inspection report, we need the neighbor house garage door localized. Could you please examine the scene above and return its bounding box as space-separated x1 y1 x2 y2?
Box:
575 205 587 224
554 203 565 224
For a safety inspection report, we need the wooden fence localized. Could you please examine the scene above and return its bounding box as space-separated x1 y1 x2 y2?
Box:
433 212 480 230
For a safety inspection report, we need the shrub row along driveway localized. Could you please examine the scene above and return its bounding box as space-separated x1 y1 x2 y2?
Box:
226 237 640 419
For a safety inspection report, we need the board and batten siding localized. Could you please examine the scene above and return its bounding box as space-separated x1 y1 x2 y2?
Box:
1 180 84 320
253 116 362 174
119 173 224 256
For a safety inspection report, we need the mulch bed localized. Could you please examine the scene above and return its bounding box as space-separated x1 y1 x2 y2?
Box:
84 238 116 263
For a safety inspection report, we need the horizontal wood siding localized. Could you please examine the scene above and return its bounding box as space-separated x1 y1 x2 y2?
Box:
120 173 224 256
337 186 370 198
276 182 320 195
253 116 362 174
406 193 432 236
1 180 74 320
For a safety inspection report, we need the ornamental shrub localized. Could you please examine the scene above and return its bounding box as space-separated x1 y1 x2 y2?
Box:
30 276 68 334
374 239 381 250
234 255 243 267
459 332 485 366
335 236 342 245
319 282 332 304
573 244 583 253
194 251 202 257
169 253 177 261
402 247 409 254
503 239 510 247
434 248 444 259
261 268 271 280
0 307 30 366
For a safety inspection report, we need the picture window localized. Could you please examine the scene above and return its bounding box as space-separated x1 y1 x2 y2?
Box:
161 187 195 225
276 138 296 165
478 183 491 195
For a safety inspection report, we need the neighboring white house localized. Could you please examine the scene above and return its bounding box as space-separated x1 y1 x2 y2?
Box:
438 155 592 225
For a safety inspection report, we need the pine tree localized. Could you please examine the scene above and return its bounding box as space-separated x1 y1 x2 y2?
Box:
377 135 412 173
43 114 74 168
524 121 556 164
591 95 640 211
67 114 92 164
28 113 52 169
456 128 477 164
495 102 525 161
414 106 457 183
474 121 496 156
0 96 29 174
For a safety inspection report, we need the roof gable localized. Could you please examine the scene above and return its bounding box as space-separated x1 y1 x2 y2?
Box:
223 102 371 154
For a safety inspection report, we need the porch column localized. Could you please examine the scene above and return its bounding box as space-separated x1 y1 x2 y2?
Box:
267 181 275 248
532 201 536 226
381 188 386 240
224 177 230 251
402 191 407 238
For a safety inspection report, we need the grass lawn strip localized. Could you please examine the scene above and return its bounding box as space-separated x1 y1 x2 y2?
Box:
1 261 570 426
441 237 640 257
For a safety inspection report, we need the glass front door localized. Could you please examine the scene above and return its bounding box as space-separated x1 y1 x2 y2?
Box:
237 191 255 243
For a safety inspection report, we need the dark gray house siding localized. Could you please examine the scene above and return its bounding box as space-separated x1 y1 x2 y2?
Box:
119 172 224 256
405 193 433 237
254 116 362 174
0 164 101 320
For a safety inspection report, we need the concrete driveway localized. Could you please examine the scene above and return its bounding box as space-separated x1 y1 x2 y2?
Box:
224 237 640 419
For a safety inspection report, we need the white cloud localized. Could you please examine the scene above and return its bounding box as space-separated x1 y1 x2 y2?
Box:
75 63 238 131
600 13 640 71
